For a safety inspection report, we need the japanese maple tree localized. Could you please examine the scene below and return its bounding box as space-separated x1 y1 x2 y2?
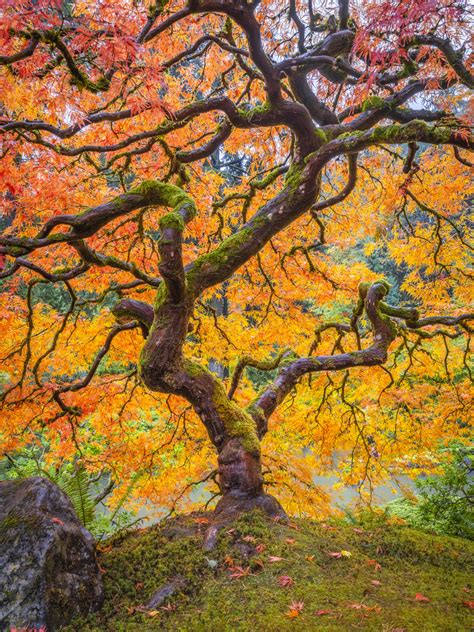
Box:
0 0 472 521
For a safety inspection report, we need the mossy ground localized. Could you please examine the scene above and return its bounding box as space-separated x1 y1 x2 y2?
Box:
67 511 473 631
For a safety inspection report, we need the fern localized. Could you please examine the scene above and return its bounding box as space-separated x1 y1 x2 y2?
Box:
60 467 96 528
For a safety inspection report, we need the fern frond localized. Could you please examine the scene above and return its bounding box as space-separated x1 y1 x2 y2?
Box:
60 467 96 528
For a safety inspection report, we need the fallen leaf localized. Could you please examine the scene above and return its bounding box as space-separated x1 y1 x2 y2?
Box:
371 580 381 587
367 559 382 571
230 565 252 579
286 600 304 618
328 550 351 559
242 535 256 543
278 575 294 588
462 600 474 609
414 593 431 603
315 609 332 616
147 610 159 617
285 537 296 545
256 544 266 553
353 527 364 534
305 555 315 562
51 517 65 526
268 556 284 563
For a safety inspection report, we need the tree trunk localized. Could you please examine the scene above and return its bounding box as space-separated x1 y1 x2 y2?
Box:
214 437 287 521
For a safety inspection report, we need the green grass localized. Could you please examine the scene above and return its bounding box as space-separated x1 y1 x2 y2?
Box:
66 511 474 631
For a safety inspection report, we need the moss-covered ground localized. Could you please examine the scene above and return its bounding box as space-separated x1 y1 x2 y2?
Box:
66 511 473 631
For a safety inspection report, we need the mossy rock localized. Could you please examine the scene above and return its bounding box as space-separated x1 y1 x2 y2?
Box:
0 477 103 631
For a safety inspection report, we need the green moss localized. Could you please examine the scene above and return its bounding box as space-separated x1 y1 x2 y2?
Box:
375 278 391 294
361 95 386 112
160 212 185 231
368 120 453 145
0 514 22 532
182 359 260 455
65 511 474 632
237 102 272 123
186 218 267 291
314 128 328 144
129 181 196 217
284 164 305 194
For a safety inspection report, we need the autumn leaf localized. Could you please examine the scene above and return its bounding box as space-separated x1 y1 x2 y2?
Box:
328 550 351 559
315 609 333 616
278 575 294 588
229 566 252 580
268 556 285 563
462 601 474 609
414 593 431 603
286 601 304 618
367 559 382 571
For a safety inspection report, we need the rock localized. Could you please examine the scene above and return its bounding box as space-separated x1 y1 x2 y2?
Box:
0 477 104 631
145 575 186 610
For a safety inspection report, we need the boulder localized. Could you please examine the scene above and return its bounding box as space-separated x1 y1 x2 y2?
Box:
0 477 104 631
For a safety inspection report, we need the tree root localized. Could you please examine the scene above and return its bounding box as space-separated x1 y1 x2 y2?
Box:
203 493 288 550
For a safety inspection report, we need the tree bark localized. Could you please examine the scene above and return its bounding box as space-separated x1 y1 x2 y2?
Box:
214 437 286 520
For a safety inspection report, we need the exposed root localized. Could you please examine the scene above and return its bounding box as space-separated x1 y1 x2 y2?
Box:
203 493 288 550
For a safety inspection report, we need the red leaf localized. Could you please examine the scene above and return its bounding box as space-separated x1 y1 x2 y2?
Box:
315 609 332 616
230 565 252 579
268 556 284 563
415 593 431 603
462 601 474 609
278 575 294 588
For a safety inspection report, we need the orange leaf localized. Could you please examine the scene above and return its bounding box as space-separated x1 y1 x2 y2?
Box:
286 601 304 618
415 593 431 603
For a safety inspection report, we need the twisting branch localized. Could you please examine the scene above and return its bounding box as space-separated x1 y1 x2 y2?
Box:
112 299 155 338
53 321 140 413
248 281 473 436
228 348 295 400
